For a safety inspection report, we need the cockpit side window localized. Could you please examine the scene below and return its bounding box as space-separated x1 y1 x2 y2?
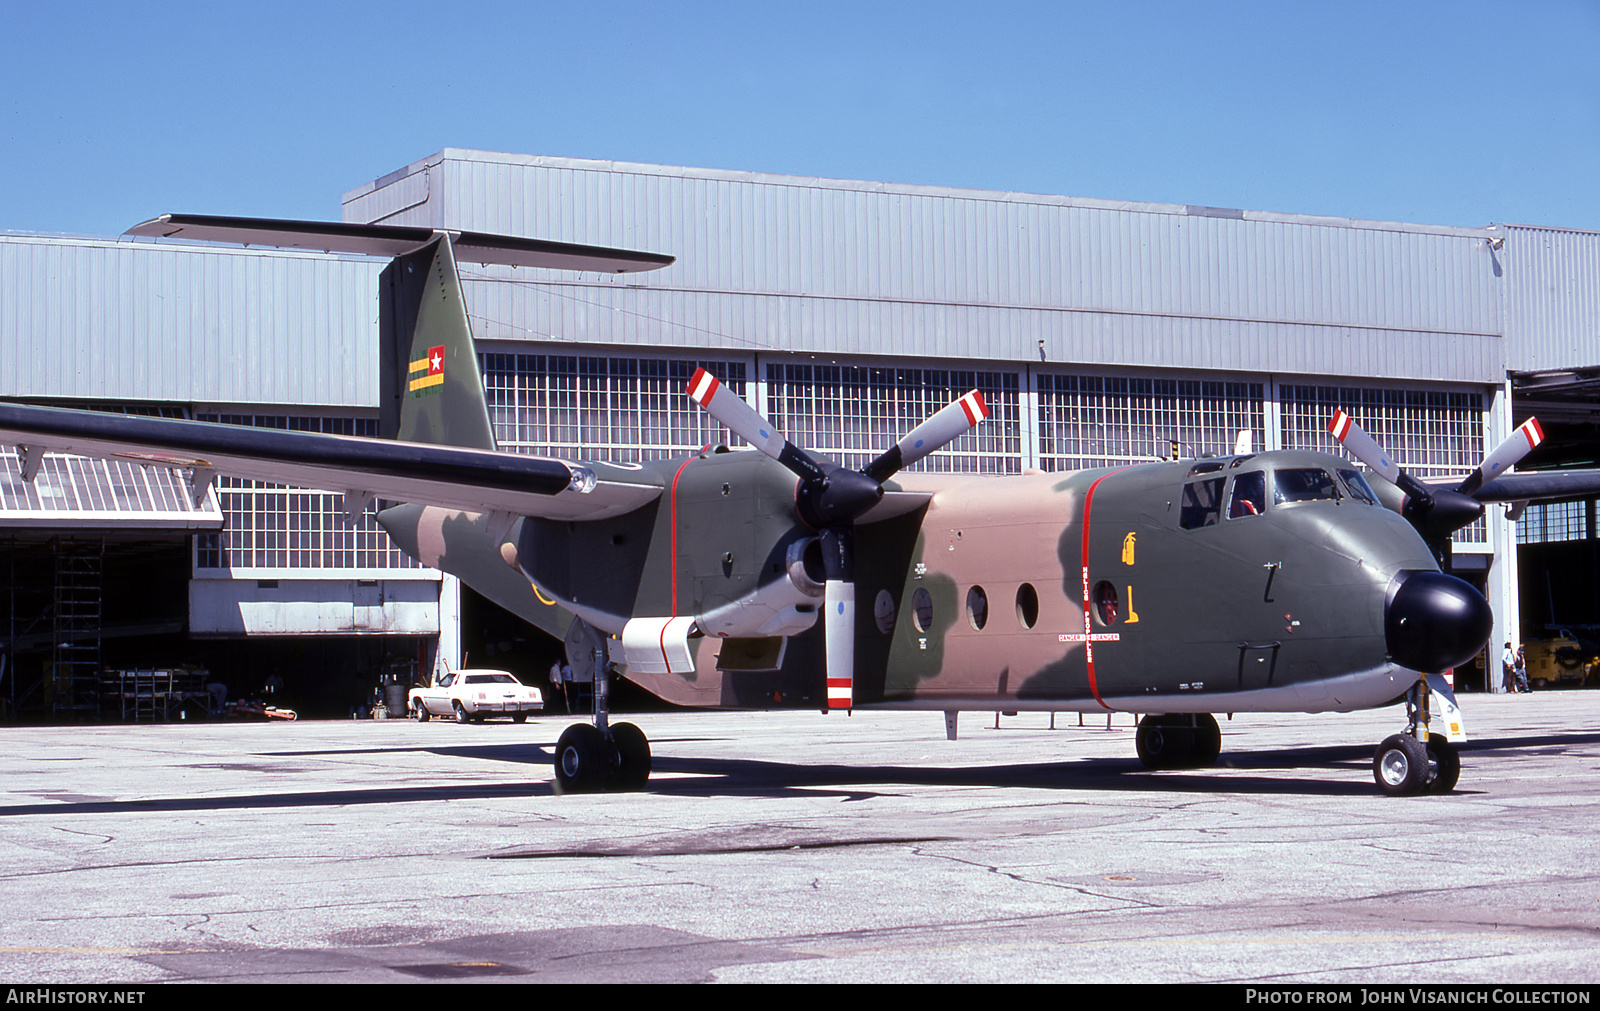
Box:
1274 468 1342 505
1180 477 1226 529
1337 469 1378 505
1228 471 1266 518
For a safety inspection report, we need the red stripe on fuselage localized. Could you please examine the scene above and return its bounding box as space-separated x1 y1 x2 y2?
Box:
1080 468 1132 710
668 446 711 618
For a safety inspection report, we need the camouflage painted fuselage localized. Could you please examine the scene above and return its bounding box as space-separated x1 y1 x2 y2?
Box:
384 447 1435 715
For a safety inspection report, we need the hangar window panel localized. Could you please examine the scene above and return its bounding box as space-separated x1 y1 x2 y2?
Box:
1516 500 1591 544
1278 385 1487 544
482 353 747 462
1036 373 1264 470
192 415 418 573
764 364 1022 474
0 403 222 529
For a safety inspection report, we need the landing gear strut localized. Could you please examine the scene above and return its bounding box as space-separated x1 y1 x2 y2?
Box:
1135 713 1221 770
1372 677 1459 796
552 619 652 794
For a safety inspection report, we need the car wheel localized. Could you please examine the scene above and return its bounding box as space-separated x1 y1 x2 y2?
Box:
454 702 470 724
512 713 528 724
412 699 430 722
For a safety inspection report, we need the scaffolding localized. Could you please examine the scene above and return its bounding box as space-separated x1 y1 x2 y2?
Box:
51 538 103 719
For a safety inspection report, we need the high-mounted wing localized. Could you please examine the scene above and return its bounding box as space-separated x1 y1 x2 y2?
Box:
0 403 662 522
126 214 676 273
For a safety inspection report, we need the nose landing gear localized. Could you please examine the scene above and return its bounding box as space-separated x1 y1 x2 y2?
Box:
1373 677 1461 796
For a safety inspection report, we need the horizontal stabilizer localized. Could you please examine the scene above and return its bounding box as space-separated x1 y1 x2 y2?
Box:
126 214 676 273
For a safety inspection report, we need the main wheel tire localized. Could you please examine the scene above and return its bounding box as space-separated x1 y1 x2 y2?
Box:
553 723 607 794
1374 733 1429 796
608 722 652 791
412 700 430 722
454 702 471 724
1187 713 1222 768
1136 715 1194 770
1425 737 1461 794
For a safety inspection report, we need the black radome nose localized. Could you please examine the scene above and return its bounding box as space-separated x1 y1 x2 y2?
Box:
1385 570 1494 672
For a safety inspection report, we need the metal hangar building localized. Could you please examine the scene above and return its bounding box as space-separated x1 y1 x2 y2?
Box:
1 148 1594 717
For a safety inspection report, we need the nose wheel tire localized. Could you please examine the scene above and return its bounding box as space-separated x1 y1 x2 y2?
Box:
1374 733 1430 795
1425 737 1461 794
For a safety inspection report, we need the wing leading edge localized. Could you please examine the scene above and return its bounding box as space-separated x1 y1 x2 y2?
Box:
0 403 663 521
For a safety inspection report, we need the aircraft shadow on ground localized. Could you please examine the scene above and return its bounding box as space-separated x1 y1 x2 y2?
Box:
6 731 1595 816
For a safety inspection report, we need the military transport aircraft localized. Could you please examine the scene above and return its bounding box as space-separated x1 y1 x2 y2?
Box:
0 214 1591 797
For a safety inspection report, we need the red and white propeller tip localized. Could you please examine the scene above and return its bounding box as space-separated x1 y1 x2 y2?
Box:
1328 408 1403 486
688 367 788 461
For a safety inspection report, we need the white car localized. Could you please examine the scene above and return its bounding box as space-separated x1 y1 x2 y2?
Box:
410 670 544 723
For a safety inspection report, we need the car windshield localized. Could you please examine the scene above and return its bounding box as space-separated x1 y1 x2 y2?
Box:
464 673 518 684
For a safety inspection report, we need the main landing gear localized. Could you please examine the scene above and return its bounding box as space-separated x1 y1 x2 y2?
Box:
1372 678 1459 797
1135 713 1222 770
552 619 652 794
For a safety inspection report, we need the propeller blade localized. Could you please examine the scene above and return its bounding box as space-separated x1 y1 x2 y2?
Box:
1327 409 1434 507
862 390 989 482
1328 409 1403 486
1457 417 1544 497
819 527 854 710
687 368 824 483
824 579 855 709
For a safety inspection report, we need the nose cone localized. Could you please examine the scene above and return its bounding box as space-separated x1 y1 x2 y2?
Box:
1385 570 1494 672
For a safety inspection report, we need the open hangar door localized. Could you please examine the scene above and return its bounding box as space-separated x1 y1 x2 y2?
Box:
456 585 674 717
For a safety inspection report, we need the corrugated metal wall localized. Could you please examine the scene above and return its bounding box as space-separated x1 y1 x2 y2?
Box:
0 235 382 406
345 150 1504 384
1502 224 1600 372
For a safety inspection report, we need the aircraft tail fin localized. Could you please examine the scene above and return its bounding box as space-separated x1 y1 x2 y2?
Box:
378 236 497 451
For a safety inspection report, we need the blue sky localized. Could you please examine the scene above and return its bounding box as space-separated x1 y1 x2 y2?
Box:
3 1 1597 238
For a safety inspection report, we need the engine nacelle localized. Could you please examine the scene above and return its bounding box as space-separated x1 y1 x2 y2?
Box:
695 536 825 639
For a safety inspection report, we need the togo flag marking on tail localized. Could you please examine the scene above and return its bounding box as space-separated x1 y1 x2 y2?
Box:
409 344 446 397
